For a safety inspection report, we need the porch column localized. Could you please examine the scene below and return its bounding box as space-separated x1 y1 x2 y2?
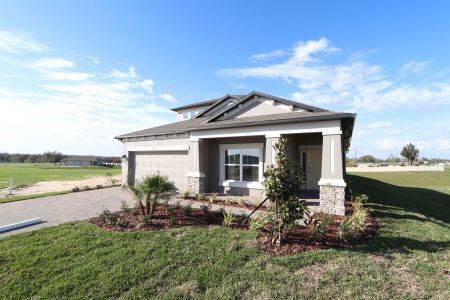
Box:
187 138 205 193
265 134 280 170
318 133 346 216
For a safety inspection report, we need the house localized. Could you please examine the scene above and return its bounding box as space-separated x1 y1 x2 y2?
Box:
61 156 98 166
116 91 355 215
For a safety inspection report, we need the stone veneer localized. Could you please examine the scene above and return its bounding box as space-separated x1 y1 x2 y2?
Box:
187 176 205 193
319 184 346 216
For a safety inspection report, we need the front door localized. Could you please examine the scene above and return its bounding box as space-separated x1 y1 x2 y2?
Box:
300 149 322 190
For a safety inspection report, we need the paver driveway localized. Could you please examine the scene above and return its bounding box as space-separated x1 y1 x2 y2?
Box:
0 187 134 237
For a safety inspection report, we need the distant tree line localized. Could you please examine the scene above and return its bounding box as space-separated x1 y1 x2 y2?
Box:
0 151 121 164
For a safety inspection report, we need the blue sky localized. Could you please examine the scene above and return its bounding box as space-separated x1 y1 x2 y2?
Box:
1 0 450 158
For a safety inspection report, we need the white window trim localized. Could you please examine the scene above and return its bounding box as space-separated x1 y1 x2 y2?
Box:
219 143 264 190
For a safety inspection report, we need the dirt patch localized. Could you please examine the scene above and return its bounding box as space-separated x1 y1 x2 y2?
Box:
0 175 121 198
256 211 378 256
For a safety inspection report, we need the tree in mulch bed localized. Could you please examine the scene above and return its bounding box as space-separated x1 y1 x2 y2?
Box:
263 137 309 245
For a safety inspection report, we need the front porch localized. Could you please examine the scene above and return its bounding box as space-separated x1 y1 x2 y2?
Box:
186 126 349 216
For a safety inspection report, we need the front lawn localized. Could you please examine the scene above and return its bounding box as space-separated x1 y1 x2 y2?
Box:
1 173 449 298
0 163 120 187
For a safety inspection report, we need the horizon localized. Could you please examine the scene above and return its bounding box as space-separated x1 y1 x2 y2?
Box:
1 1 450 158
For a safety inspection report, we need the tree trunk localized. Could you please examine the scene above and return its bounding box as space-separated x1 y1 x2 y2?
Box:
149 193 158 218
145 194 151 215
139 200 145 215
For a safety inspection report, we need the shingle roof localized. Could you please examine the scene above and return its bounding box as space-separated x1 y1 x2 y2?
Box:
115 111 355 139
170 95 245 111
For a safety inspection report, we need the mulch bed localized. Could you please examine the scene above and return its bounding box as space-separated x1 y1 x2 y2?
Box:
89 203 378 257
256 211 379 256
177 196 268 211
89 203 248 232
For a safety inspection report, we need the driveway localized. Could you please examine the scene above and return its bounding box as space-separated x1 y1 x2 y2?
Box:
0 187 134 237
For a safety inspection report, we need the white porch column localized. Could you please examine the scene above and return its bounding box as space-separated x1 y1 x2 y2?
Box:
187 138 205 193
318 133 346 216
265 133 280 170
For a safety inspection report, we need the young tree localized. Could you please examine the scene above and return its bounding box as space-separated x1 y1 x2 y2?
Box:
359 155 376 163
400 143 419 165
263 137 308 245
126 174 177 218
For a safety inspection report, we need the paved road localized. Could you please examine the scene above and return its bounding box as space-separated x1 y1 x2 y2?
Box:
0 187 134 237
0 187 264 237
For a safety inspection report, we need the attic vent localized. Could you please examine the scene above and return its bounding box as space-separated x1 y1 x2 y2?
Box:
227 101 234 106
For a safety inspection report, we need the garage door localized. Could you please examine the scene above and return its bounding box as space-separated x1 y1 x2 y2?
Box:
133 151 189 191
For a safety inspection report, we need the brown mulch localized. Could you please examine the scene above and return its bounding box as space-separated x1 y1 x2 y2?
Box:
90 203 379 257
256 211 379 256
89 203 248 232
177 196 268 211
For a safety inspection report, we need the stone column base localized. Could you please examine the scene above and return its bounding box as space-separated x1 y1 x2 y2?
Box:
319 184 346 216
187 172 205 194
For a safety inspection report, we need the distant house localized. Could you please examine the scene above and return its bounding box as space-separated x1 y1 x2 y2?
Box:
116 91 356 216
61 156 98 166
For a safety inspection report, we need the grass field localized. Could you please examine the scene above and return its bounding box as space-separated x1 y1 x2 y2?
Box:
0 171 449 298
0 163 121 187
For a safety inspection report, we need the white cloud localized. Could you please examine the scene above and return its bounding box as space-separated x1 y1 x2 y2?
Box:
0 30 48 53
380 137 398 150
139 79 154 94
218 38 450 112
30 58 75 69
400 60 433 76
159 93 176 102
367 121 391 129
45 71 93 81
87 55 100 65
250 49 286 62
108 66 138 80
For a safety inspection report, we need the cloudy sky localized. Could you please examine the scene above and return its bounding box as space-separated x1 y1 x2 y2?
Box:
1 1 450 158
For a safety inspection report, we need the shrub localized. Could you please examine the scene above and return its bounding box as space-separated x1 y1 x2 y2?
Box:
353 194 369 211
183 203 193 216
249 214 272 232
182 190 192 199
218 207 225 215
131 206 140 216
339 208 368 240
223 210 235 227
196 192 206 201
209 192 217 204
200 204 210 214
72 186 80 192
99 209 117 225
120 200 130 212
117 219 130 228
224 195 232 205
173 201 182 210
96 184 103 189
312 214 333 239
168 215 178 226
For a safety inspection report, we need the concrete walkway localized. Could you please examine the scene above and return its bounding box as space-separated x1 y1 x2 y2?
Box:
0 187 134 237
0 187 264 237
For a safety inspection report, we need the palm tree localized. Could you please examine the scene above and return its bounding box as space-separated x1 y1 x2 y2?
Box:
126 174 178 218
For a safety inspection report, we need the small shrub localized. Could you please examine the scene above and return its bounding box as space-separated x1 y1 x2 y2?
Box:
141 215 151 224
236 198 243 206
168 215 178 226
224 195 232 205
200 204 210 214
131 207 140 216
353 194 369 211
173 201 182 210
218 207 225 215
312 214 333 239
120 200 130 212
96 184 103 189
249 214 272 232
117 219 130 228
209 192 217 204
182 190 192 199
72 186 80 192
196 192 206 201
183 203 193 216
223 210 235 227
99 209 118 225
339 208 367 240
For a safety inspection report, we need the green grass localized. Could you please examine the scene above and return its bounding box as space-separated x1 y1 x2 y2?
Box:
1 172 449 298
0 163 120 187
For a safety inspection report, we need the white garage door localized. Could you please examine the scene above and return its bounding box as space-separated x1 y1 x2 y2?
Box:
133 151 188 191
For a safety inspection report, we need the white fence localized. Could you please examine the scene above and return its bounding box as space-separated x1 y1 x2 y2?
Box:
347 165 445 173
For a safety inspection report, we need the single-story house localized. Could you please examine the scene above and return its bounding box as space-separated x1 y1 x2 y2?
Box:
61 156 98 166
116 91 355 215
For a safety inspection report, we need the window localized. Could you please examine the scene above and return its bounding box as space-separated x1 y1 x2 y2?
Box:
220 144 263 186
183 112 190 120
